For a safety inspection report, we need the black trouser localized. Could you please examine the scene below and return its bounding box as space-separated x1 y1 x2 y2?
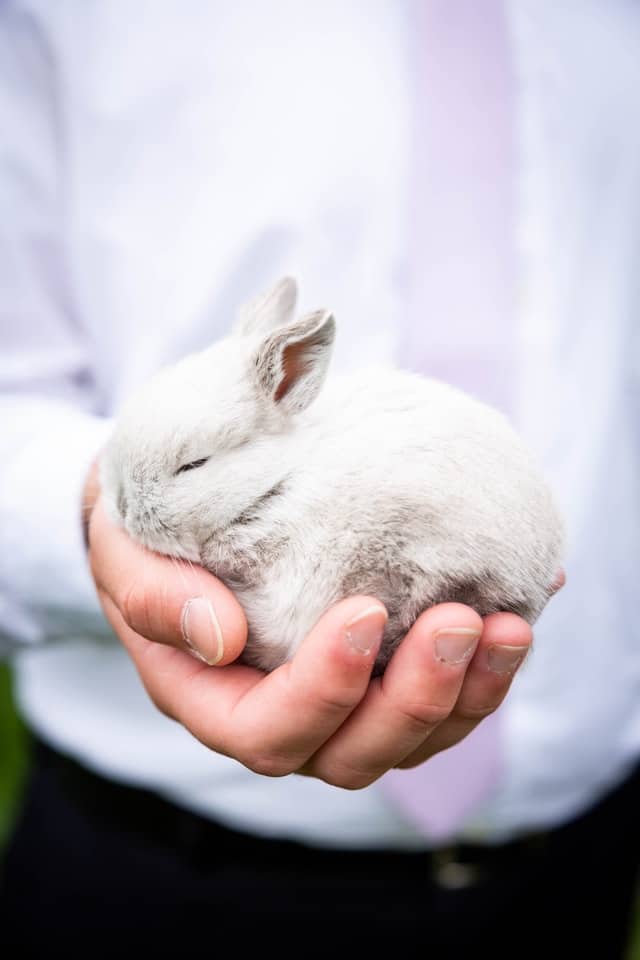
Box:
1 738 638 956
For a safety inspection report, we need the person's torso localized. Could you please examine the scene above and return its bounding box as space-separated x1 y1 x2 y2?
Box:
14 0 640 845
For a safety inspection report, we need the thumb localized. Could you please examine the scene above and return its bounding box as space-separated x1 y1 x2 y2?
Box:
89 497 247 665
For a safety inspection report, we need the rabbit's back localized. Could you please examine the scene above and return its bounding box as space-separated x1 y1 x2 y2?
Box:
208 368 563 672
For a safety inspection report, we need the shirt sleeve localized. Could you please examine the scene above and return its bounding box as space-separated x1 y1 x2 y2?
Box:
0 3 114 654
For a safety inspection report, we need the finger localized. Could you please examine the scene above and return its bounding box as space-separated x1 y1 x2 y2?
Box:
305 603 483 789
204 597 388 775
89 498 247 665
98 591 244 722
104 592 388 777
397 611 532 767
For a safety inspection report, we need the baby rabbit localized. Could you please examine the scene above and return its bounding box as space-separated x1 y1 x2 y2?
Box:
101 277 564 673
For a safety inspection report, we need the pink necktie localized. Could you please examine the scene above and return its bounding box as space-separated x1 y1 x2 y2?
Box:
381 0 517 841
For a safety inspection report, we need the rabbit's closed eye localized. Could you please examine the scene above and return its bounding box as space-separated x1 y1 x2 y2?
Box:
175 457 210 476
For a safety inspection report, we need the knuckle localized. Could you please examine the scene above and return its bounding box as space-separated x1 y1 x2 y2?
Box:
456 701 499 722
242 750 298 779
288 670 362 716
121 582 153 636
335 771 378 791
395 750 432 770
317 761 379 791
314 688 362 715
387 694 452 730
141 680 174 721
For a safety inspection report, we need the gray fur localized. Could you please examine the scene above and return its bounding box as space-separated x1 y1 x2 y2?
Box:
100 277 565 673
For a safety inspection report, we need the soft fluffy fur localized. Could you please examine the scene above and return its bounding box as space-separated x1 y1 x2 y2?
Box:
101 277 564 673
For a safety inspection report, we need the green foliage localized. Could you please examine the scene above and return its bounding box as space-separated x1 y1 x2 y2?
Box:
628 903 640 960
0 662 29 851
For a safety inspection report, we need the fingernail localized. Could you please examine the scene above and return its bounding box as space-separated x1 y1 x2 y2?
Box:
435 628 480 664
487 644 529 675
181 597 224 665
345 605 388 655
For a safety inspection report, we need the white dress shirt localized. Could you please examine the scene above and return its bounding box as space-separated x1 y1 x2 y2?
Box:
1 0 639 848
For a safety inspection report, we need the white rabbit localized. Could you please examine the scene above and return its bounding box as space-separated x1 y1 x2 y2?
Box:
100 277 564 673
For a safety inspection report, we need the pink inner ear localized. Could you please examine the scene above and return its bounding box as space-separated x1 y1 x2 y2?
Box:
274 341 310 402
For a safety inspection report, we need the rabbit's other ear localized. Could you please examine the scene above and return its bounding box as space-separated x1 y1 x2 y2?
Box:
253 309 336 415
234 276 298 337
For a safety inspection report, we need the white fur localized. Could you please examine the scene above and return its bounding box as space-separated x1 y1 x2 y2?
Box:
101 277 564 672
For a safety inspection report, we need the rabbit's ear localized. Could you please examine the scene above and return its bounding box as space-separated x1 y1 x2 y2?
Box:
253 309 336 414
234 276 298 337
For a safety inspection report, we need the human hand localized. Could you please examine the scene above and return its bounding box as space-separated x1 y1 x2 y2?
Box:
85 470 545 788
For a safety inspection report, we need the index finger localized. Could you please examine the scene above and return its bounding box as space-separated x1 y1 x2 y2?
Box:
111 593 388 776
89 497 247 665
